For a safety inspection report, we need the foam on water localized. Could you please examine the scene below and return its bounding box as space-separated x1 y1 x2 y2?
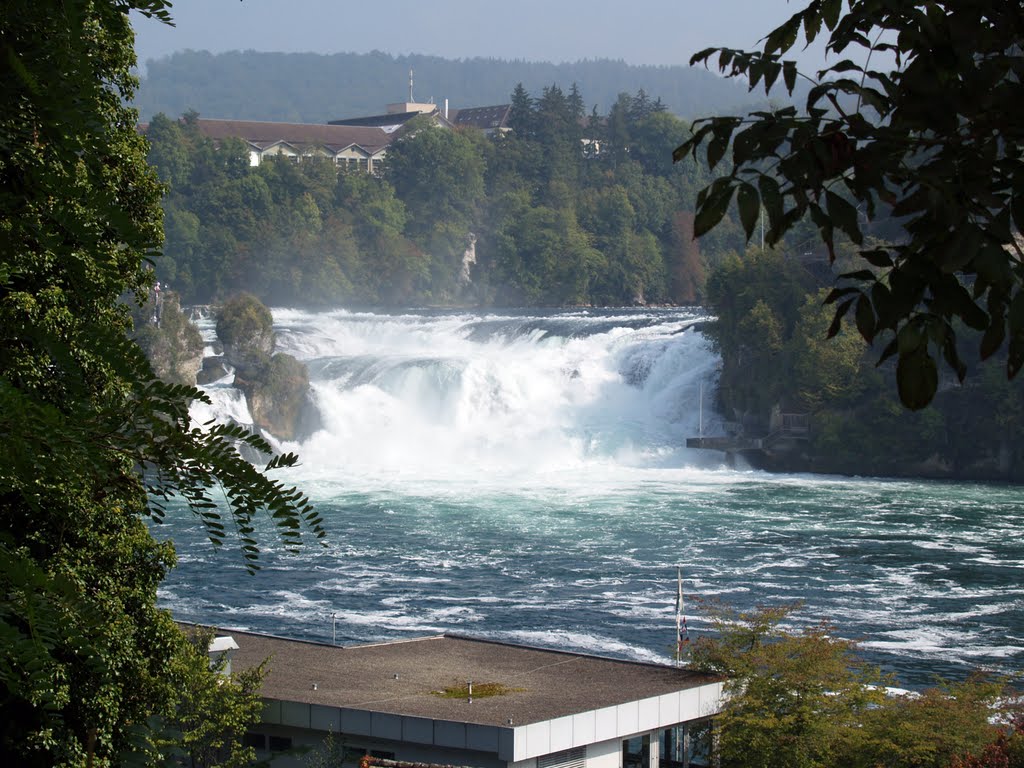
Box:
166 308 1024 686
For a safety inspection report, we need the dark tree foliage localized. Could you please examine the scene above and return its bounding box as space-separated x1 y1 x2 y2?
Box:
150 83 721 309
508 82 535 137
675 0 1024 409
0 1 323 764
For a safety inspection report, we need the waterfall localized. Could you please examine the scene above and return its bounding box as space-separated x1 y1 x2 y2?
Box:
460 233 477 285
189 308 717 484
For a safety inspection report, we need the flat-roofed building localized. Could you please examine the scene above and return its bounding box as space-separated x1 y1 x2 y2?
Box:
209 628 723 768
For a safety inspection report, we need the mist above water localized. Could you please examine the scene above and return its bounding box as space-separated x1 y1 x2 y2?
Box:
204 307 727 490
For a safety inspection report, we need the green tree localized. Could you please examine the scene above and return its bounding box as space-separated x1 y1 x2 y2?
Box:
693 604 1015 768
0 2 323 765
692 604 887 768
676 0 1024 409
703 248 815 419
216 292 275 367
160 628 267 768
847 678 1009 768
386 117 485 238
789 289 874 410
605 92 635 165
145 113 194 189
385 119 486 296
508 82 535 137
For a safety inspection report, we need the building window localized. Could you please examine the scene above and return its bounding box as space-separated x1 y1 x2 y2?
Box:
688 720 713 767
242 733 266 750
268 735 293 752
623 736 648 768
539 747 585 768
371 750 396 760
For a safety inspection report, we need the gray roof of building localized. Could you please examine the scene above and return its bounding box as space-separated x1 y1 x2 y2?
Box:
190 118 392 153
207 627 722 728
328 111 428 128
449 104 511 130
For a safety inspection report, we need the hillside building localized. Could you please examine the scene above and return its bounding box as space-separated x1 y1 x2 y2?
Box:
145 89 514 172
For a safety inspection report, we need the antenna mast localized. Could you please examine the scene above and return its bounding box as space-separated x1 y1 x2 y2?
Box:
409 68 414 102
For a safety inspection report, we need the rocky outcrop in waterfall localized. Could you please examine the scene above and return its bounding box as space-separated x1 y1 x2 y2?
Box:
234 354 317 442
131 289 204 385
216 293 319 442
216 293 275 370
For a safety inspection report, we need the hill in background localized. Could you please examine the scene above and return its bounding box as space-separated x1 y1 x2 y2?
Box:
134 49 766 123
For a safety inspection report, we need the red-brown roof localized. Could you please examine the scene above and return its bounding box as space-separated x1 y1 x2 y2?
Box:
192 118 392 153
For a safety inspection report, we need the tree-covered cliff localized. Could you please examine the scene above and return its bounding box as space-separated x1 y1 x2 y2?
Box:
145 86 742 308
705 244 1024 480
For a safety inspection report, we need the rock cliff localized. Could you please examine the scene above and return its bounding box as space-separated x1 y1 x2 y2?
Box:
132 289 204 386
215 294 319 442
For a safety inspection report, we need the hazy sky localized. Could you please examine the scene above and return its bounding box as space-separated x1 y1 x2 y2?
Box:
132 1 828 71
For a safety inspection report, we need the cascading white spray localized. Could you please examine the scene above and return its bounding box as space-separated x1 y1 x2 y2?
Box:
195 308 724 485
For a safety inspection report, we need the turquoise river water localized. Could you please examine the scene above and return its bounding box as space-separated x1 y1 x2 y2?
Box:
155 308 1024 687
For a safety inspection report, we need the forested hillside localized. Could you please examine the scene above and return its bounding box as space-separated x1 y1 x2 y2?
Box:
704 243 1024 480
147 85 747 308
134 50 768 123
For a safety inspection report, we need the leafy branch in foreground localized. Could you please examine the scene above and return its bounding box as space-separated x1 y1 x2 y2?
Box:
675 0 1024 409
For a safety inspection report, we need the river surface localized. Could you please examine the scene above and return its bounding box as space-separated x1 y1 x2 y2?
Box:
155 307 1024 687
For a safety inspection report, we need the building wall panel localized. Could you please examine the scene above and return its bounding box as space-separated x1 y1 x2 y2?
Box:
548 715 573 752
467 724 500 752
678 688 702 722
586 738 621 768
401 716 434 745
525 721 550 757
699 682 725 718
637 697 659 731
310 705 340 732
594 706 617 741
434 721 467 749
340 707 372 736
615 702 638 737
262 699 282 725
571 710 596 748
280 701 310 729
371 712 403 740
658 693 680 725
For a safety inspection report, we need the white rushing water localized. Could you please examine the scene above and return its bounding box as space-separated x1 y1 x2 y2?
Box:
162 308 1024 686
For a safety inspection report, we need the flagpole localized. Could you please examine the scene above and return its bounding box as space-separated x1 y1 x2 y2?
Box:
699 382 703 437
675 566 683 667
